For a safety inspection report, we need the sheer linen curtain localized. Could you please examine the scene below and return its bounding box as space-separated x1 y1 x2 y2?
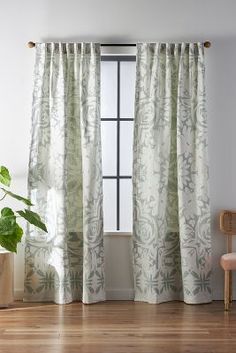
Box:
133 43 212 304
24 43 105 304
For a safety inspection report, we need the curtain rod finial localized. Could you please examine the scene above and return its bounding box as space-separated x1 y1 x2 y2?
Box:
204 41 211 48
27 41 35 48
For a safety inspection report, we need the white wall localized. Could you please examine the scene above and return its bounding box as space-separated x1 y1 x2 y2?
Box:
1 0 236 300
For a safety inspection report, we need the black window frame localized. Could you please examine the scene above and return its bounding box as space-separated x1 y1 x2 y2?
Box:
101 55 136 231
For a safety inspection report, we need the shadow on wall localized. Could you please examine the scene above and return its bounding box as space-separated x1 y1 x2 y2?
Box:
206 36 236 299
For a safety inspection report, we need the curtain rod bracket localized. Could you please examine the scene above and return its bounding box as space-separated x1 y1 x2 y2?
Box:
27 41 35 48
204 41 211 48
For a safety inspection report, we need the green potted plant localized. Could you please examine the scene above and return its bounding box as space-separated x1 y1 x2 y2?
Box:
0 165 47 307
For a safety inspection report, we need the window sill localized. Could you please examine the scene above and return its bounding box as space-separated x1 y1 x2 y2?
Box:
104 232 132 237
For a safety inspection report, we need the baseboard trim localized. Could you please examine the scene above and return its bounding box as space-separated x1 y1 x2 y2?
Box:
14 289 135 301
106 289 134 300
14 288 225 301
14 289 24 300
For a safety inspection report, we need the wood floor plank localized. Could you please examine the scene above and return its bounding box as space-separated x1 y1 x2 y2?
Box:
0 301 235 353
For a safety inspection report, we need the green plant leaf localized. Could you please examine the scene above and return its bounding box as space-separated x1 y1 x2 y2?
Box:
1 207 15 217
0 224 23 253
0 166 11 187
0 209 23 252
0 188 33 206
0 209 16 235
17 209 47 232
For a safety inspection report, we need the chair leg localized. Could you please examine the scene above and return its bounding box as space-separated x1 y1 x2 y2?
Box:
229 270 233 304
224 270 230 311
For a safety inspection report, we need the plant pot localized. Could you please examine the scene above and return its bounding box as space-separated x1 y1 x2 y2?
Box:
0 250 14 308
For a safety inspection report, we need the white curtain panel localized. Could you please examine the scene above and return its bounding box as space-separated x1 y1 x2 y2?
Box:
133 43 212 304
24 43 105 304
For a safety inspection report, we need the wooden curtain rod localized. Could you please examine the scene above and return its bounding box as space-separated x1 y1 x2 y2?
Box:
27 41 212 48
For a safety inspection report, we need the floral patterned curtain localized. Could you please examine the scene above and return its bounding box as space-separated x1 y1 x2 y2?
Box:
133 43 212 304
24 43 105 304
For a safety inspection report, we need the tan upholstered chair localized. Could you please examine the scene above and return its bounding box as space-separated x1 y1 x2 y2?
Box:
220 210 236 311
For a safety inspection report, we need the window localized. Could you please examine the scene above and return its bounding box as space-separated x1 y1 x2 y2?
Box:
101 56 136 232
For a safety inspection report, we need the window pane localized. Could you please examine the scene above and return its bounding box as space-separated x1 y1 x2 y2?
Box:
101 121 117 175
120 61 136 118
120 121 133 175
103 179 117 231
120 179 132 232
101 61 117 118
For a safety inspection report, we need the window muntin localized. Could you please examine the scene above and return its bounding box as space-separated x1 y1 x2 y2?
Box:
101 56 136 232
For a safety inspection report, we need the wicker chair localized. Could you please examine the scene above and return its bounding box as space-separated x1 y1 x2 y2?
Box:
220 210 236 311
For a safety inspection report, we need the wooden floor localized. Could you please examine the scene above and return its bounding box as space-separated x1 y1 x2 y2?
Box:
0 301 235 353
